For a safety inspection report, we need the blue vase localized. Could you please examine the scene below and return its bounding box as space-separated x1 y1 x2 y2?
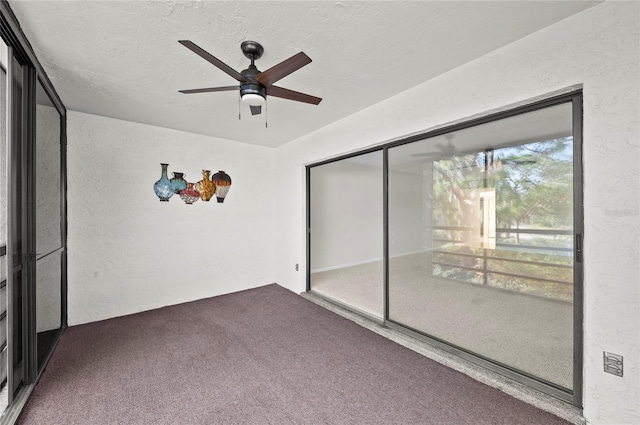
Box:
153 163 173 201
170 172 188 194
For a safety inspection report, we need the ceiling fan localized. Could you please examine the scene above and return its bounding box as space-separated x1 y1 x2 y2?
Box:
178 40 322 116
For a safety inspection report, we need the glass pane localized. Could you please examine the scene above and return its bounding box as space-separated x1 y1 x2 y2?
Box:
35 80 63 369
309 151 383 318
10 60 22 270
10 57 24 398
0 39 6 249
0 40 7 412
35 252 61 369
36 80 62 256
388 102 574 389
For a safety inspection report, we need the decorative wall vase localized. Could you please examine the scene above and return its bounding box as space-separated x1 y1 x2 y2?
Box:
170 172 188 194
179 183 200 204
195 170 216 202
211 170 232 203
153 163 173 201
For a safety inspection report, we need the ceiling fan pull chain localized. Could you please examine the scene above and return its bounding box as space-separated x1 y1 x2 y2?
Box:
238 95 241 120
265 98 268 128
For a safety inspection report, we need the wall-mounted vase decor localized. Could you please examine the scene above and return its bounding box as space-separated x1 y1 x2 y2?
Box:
179 183 200 204
170 172 188 194
195 169 216 202
153 163 174 201
211 170 232 203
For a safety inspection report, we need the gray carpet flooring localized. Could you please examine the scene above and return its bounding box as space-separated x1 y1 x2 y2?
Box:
19 284 571 425
310 253 573 389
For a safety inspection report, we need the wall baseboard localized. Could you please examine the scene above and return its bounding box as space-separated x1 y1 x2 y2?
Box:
311 249 430 274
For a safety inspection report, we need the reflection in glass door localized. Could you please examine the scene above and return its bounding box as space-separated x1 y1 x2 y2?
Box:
34 80 63 369
387 101 579 397
308 151 384 318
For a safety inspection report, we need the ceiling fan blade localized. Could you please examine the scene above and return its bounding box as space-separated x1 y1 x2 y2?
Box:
179 86 239 94
267 86 322 105
255 52 311 87
179 40 248 82
250 105 262 115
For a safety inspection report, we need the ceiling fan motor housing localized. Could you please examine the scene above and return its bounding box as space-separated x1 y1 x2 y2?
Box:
240 64 266 101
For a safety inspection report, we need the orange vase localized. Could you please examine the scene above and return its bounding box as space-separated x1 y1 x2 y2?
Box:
195 170 216 202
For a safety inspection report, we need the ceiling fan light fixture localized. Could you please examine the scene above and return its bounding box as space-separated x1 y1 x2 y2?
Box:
240 81 266 106
241 93 266 106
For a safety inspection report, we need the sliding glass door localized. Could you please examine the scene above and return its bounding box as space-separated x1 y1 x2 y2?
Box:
308 151 384 319
387 100 579 399
0 36 8 412
34 79 64 370
0 3 67 420
307 93 582 404
7 48 27 405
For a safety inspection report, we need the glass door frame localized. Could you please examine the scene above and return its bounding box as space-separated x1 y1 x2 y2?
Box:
383 92 583 406
305 144 385 298
0 1 67 421
305 149 386 321
306 91 583 407
6 42 30 407
27 74 67 381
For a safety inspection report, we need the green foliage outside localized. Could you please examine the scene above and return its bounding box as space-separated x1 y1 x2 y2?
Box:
431 137 574 301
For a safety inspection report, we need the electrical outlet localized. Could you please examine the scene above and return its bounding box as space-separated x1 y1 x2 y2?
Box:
603 351 623 377
295 263 299 271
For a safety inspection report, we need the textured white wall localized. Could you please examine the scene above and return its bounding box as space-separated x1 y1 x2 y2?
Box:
274 2 639 424
67 111 276 325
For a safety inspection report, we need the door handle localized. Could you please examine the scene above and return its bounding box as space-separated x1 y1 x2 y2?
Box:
575 233 582 263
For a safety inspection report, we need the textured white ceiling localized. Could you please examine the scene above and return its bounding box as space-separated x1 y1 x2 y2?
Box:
10 1 598 147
